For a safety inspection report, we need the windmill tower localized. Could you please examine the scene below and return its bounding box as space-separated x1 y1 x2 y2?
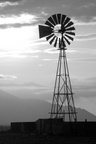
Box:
39 14 77 122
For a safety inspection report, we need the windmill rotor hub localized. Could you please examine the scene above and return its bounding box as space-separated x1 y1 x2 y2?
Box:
54 24 61 32
54 24 62 38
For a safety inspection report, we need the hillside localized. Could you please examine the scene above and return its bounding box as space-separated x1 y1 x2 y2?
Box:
0 89 95 125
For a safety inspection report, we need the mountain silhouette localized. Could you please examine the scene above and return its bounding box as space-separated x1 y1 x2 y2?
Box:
0 89 50 125
0 89 95 125
77 108 96 121
6 87 52 100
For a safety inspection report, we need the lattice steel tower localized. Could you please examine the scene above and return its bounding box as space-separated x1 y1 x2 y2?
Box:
39 14 77 122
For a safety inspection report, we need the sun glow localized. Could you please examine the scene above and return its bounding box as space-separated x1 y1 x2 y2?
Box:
0 12 39 58
0 26 38 55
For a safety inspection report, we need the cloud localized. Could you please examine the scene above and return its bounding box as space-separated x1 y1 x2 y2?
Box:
0 81 44 87
76 37 96 41
76 33 96 37
0 1 19 7
0 51 27 58
32 39 48 46
0 50 40 58
22 49 41 54
0 13 38 26
0 0 96 23
39 0 96 21
0 74 17 80
42 59 57 61
73 17 96 26
75 33 96 41
72 77 96 93
43 48 77 54
43 48 58 54
0 0 22 2
0 1 96 28
78 2 96 9
23 82 43 87
70 58 96 63
41 11 48 16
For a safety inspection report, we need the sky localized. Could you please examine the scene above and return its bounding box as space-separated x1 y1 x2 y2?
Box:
0 0 96 115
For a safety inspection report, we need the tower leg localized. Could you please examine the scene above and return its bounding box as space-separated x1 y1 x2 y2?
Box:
50 49 77 121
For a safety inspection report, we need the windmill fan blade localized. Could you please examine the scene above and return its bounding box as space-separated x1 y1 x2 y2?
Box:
52 14 58 24
38 25 53 38
46 34 54 41
54 37 58 47
66 31 75 36
61 14 66 24
65 26 75 31
65 21 74 29
63 17 70 26
64 36 71 45
48 17 55 26
49 36 56 45
65 34 74 41
45 20 54 28
57 14 62 24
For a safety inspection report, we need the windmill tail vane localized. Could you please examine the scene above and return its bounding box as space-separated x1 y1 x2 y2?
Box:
38 13 77 122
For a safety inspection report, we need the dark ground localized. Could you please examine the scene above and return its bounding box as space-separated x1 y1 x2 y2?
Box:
0 133 96 144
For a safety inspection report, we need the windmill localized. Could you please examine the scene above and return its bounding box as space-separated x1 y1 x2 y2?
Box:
38 14 77 122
